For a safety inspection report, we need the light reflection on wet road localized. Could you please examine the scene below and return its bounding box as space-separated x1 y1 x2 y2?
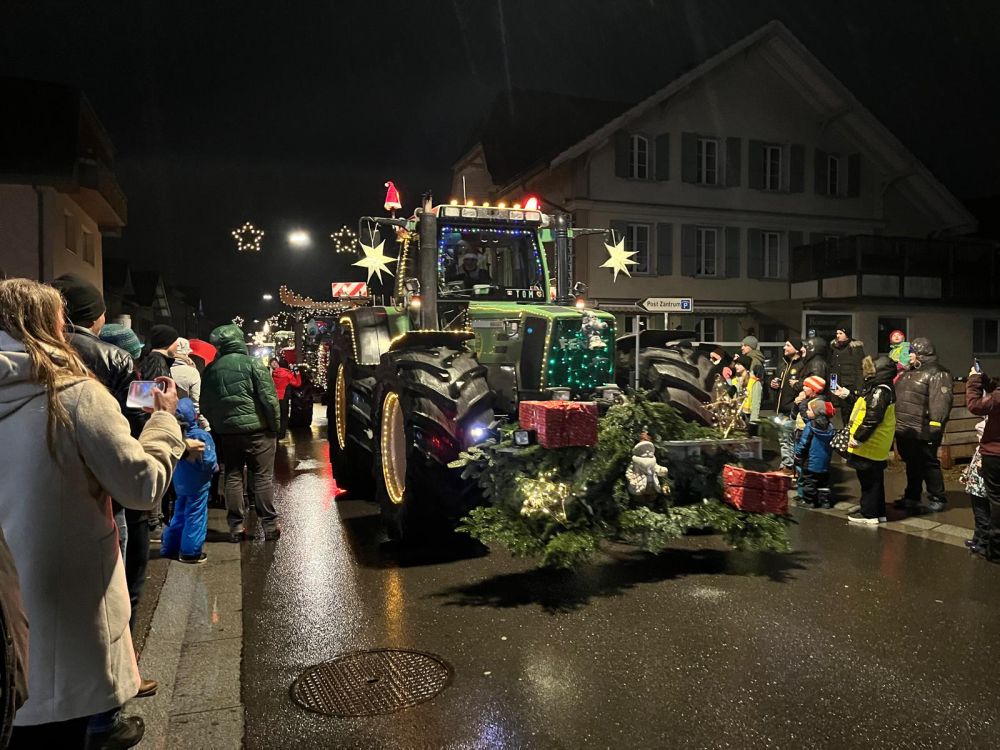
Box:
240 420 1000 749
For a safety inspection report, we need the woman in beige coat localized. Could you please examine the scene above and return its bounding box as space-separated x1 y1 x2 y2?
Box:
0 279 185 748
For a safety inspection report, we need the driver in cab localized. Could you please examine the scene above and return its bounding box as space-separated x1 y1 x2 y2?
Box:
448 242 493 288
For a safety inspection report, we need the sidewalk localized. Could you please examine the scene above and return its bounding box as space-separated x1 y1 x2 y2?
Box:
797 455 977 548
129 509 243 749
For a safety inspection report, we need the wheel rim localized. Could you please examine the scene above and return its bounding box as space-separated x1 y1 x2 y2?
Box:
380 391 406 505
335 363 348 451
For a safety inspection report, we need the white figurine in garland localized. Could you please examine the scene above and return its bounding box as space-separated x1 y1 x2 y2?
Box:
626 433 670 497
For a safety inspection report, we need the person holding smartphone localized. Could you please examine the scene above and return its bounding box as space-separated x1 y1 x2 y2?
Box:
829 326 867 426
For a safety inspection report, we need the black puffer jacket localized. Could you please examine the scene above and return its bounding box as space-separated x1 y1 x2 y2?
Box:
894 342 952 440
64 325 135 410
852 356 896 443
773 354 804 414
829 338 867 393
798 337 830 393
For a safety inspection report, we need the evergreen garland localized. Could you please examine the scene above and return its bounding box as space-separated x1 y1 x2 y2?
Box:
453 394 791 569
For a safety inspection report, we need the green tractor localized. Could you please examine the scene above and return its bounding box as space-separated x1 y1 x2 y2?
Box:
327 193 715 539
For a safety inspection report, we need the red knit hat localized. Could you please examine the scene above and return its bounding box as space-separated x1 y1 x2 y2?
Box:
803 375 826 393
889 329 905 344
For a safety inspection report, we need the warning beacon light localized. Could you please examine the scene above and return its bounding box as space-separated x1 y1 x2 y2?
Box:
523 196 539 211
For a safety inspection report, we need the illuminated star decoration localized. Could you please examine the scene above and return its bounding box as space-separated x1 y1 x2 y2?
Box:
232 222 264 253
600 232 638 282
330 225 358 254
352 234 397 284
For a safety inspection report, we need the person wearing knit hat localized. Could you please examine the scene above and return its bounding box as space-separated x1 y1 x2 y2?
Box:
171 338 210 430
733 355 762 436
794 376 827 432
803 375 826 394
99 323 143 360
770 337 806 476
795 396 836 508
740 334 765 376
52 273 106 327
830 326 867 425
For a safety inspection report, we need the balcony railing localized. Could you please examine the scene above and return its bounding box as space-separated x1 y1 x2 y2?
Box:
790 235 1000 305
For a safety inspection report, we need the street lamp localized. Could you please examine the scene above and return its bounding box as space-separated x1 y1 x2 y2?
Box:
262 293 273 301
288 230 311 248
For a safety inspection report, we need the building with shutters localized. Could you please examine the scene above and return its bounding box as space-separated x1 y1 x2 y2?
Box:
0 78 127 290
453 20 999 369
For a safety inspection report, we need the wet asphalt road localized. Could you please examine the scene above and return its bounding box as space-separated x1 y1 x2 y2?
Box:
240 421 1000 749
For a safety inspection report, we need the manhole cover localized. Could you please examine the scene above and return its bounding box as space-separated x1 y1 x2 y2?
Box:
290 649 453 717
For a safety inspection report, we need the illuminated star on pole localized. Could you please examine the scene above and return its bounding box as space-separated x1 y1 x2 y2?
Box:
352 237 397 283
600 235 638 282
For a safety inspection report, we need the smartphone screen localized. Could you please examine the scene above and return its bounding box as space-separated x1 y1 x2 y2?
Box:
974 359 982 374
830 374 839 390
126 380 165 409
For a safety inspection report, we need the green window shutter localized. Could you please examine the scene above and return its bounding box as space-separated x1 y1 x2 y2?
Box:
748 140 765 189
681 224 697 276
725 137 741 187
814 149 829 195
654 133 670 181
724 227 741 278
786 231 803 281
847 154 861 197
748 229 764 279
789 144 805 192
656 223 673 275
614 131 629 178
681 132 698 183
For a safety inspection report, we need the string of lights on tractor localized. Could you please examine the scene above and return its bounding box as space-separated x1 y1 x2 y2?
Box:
330 225 358 255
232 222 264 253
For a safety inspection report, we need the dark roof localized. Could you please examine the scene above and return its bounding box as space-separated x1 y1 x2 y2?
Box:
128 270 164 307
466 89 633 187
0 77 116 178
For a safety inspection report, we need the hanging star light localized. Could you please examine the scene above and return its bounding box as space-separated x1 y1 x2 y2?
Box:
352 235 397 283
330 225 358 254
600 233 638 282
232 222 264 253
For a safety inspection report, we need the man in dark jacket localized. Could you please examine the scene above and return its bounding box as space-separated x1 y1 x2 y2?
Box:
137 324 179 380
201 324 282 541
829 326 867 426
966 368 1000 562
798 336 830 394
894 337 952 513
770 338 803 475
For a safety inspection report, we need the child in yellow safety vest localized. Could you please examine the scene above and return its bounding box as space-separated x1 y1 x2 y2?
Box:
734 355 762 437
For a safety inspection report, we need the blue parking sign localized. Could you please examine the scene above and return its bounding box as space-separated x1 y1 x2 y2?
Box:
680 298 692 311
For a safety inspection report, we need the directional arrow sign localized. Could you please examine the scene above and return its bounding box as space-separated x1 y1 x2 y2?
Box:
640 297 694 313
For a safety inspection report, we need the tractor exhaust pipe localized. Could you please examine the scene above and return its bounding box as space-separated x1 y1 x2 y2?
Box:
417 192 438 330
553 212 570 305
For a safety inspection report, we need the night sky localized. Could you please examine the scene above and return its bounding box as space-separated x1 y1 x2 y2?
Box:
2 0 998 322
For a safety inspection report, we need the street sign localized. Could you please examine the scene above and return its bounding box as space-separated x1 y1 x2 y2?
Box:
331 282 369 298
640 297 693 313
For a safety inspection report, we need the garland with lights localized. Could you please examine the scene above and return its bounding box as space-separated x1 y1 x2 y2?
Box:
452 393 791 569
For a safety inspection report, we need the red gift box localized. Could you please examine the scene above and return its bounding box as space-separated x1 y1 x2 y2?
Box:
723 486 788 514
519 401 598 448
723 464 792 493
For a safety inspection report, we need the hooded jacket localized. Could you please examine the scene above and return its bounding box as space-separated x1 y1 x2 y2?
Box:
894 341 952 440
200 325 280 435
966 373 1000 457
170 345 208 430
0 330 184 725
850 356 897 445
173 398 217 495
798 337 830 392
795 415 835 473
829 337 867 393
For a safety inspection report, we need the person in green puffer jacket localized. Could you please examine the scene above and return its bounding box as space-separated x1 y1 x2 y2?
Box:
200 324 282 542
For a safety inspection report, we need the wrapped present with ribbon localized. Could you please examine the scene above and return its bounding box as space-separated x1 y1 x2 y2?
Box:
518 401 598 448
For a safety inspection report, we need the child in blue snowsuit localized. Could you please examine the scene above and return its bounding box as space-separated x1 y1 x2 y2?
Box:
795 397 835 509
161 398 218 563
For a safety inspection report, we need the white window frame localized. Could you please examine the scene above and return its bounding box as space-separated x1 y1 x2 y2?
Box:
626 223 651 275
827 154 843 197
624 314 651 335
696 227 718 277
696 317 717 342
697 137 719 186
762 231 782 279
628 134 649 180
973 318 1000 355
764 145 782 191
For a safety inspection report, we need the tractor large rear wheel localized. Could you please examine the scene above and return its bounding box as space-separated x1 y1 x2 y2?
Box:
373 345 493 542
328 357 376 497
630 342 718 425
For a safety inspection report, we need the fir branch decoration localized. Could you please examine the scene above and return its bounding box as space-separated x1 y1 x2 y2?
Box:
457 393 791 568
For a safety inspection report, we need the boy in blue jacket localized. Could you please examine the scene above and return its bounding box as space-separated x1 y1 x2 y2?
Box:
795 398 836 509
162 398 218 563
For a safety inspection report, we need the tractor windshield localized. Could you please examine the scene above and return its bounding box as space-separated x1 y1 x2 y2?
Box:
437 223 546 302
